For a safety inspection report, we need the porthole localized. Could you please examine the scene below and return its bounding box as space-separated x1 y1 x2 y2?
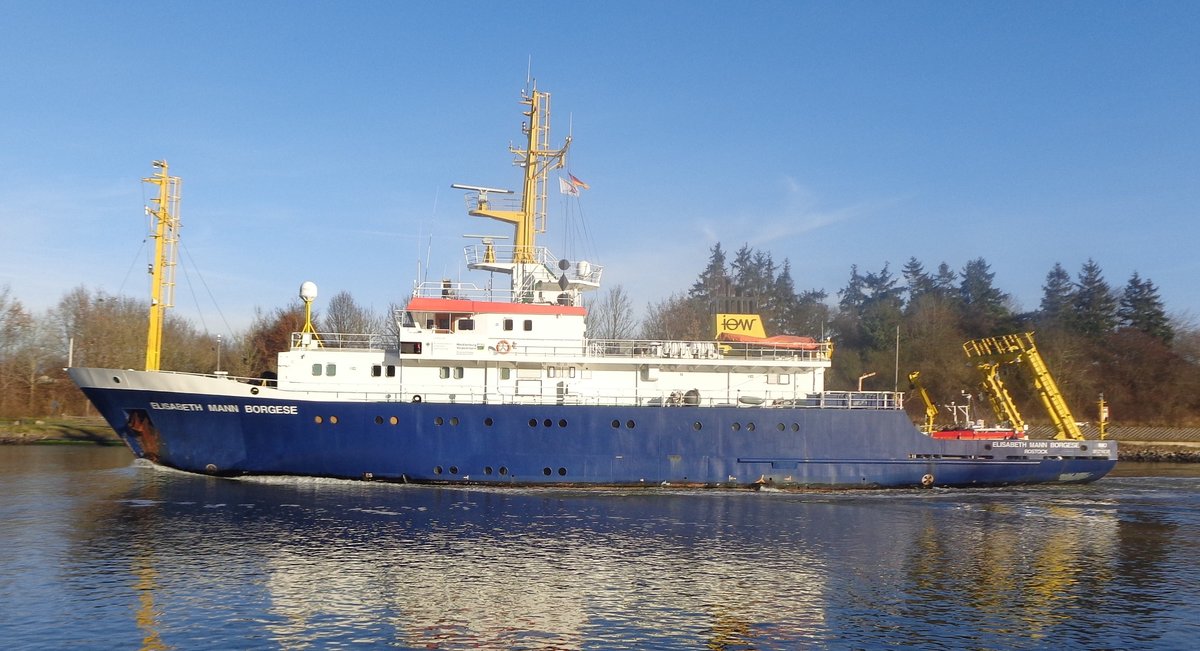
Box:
250 386 259 395
611 419 621 429
693 422 703 431
485 466 494 475
449 466 459 474
390 416 399 425
330 415 338 424
732 422 741 432
435 416 444 426
314 416 323 424
450 417 459 426
557 467 567 476
528 418 538 428
112 376 121 384
484 417 494 426
747 422 756 432
375 416 384 425
558 419 567 428
434 466 443 475
543 467 552 476
544 419 553 428
791 423 799 432
626 420 636 429
499 466 509 476
777 423 786 431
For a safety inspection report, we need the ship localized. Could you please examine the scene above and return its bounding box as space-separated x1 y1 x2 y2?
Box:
69 82 1117 489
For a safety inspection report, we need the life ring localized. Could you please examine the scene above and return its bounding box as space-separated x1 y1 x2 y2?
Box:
496 340 511 354
920 473 935 488
412 394 422 403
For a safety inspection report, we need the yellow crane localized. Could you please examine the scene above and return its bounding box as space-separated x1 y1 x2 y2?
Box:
907 371 938 434
961 332 1084 441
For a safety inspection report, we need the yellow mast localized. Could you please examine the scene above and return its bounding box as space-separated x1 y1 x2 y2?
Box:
467 84 570 263
142 160 181 372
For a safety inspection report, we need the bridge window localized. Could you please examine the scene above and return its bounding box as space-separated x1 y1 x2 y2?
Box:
400 341 422 354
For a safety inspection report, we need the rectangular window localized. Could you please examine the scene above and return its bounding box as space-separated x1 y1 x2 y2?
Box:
372 365 382 377
400 341 422 354
569 366 577 378
312 363 323 376
458 319 475 331
386 365 396 377
547 367 557 378
503 318 514 331
523 319 533 332
325 364 336 377
439 367 450 379
453 367 464 379
500 367 512 380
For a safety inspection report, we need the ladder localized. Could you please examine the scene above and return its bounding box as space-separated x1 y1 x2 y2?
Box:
962 332 1083 441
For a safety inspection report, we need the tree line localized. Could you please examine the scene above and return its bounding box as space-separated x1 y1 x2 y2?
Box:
4 244 1197 426
0 283 387 418
588 243 1200 426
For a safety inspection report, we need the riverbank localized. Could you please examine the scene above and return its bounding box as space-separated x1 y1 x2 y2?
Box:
0 418 121 445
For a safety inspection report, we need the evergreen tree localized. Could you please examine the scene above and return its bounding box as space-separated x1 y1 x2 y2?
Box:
1069 259 1117 338
901 257 933 303
931 262 958 298
1118 272 1173 344
835 263 902 351
958 258 1011 337
770 260 799 335
689 242 730 302
1039 262 1074 326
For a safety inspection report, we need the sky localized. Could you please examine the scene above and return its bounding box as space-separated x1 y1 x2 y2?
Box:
1 1 1197 336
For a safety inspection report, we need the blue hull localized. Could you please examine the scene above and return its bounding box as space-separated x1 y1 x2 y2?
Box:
77 383 1117 489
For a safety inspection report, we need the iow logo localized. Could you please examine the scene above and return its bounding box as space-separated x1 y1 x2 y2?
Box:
716 314 766 337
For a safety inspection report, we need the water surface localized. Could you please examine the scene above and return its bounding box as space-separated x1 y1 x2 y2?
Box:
2 447 1198 649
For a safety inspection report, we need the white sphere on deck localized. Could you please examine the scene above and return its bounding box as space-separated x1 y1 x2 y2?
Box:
299 281 318 302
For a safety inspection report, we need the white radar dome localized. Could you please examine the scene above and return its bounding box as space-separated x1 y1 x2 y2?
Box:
299 281 318 302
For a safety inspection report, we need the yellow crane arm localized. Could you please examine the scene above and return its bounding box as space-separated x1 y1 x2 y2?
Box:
908 371 938 434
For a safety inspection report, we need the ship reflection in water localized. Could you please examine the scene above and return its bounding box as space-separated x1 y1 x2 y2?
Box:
3 448 1198 650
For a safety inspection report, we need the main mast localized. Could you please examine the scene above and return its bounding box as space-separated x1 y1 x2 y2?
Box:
142 160 181 372
468 84 569 262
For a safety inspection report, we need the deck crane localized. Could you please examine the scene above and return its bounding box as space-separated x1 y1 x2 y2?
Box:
907 371 938 434
961 332 1084 441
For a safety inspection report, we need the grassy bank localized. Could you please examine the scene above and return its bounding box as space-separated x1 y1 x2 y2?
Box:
0 417 121 445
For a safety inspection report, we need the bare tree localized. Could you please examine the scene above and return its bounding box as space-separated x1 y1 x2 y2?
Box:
586 285 638 340
322 290 383 336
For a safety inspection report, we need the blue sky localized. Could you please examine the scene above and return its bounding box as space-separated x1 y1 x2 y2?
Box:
1 1 1197 335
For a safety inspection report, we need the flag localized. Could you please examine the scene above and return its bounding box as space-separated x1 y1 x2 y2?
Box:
568 173 590 190
558 177 580 197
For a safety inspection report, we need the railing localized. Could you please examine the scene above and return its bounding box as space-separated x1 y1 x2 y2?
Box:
584 339 832 362
289 332 389 350
462 244 604 285
160 368 903 410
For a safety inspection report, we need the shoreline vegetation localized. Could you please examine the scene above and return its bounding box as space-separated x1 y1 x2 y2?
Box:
2 418 1198 462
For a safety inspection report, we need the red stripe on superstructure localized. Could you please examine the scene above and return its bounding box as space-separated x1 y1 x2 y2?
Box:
405 297 587 316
